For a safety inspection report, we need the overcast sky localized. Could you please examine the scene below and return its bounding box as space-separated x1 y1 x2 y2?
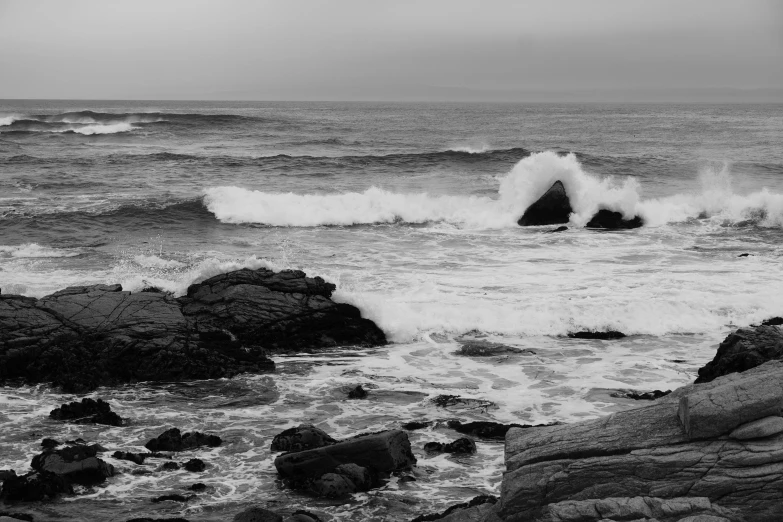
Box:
0 0 781 101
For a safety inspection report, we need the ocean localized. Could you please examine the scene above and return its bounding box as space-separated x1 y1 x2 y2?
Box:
1 100 783 521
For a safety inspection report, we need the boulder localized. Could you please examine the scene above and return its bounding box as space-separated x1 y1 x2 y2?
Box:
0 470 73 502
112 451 146 465
0 470 16 482
234 507 283 522
178 268 386 351
270 425 337 453
494 361 783 521
423 438 477 455
31 444 115 485
347 385 368 399
144 428 221 452
275 430 415 480
49 397 123 426
189 483 207 491
696 324 783 383
184 458 205 472
517 181 573 226
585 209 643 229
161 462 179 471
41 438 60 449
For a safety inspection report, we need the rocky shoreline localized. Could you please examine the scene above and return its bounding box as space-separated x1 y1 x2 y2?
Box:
2 266 783 521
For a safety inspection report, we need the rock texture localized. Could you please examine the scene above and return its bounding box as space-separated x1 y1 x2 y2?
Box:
517 181 573 226
585 209 643 229
696 324 783 383
0 267 384 391
31 444 115 485
145 428 221 452
456 341 534 357
424 438 477 455
270 425 337 453
492 360 783 521
49 398 123 426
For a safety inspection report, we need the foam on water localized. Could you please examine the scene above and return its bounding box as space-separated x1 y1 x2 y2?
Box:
0 243 81 258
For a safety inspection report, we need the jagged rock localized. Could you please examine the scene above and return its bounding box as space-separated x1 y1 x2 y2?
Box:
127 519 190 522
456 341 534 357
761 317 783 326
517 181 572 226
423 438 477 455
585 209 643 229
151 494 190 503
184 458 205 472
610 389 671 401
234 507 283 522
189 482 207 491
0 470 73 502
113 451 146 465
31 444 115 485
402 421 432 431
275 430 415 480
0 470 16 481
411 495 498 521
287 511 324 522
567 330 626 340
178 268 386 351
431 395 494 410
144 428 221 452
270 425 337 453
494 361 783 521
308 463 375 497
729 416 783 440
696 325 783 383
49 398 123 426
447 420 553 440
40 438 60 449
347 385 368 399
160 461 179 471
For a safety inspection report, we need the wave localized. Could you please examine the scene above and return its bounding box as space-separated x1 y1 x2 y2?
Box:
1 120 135 135
0 243 81 259
203 151 783 229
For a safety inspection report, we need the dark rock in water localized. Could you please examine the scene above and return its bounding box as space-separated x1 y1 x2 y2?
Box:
189 482 206 492
270 425 337 453
234 507 283 522
447 420 555 440
696 324 783 383
275 430 415 481
289 511 324 522
423 438 476 455
585 209 643 229
738 252 752 257
0 470 16 481
456 340 534 357
517 181 572 226
549 226 568 233
431 395 494 410
610 389 672 401
0 512 34 522
308 463 376 498
179 268 386 352
40 438 60 449
761 316 783 326
0 470 73 502
113 451 146 465
31 444 115 485
402 421 432 431
184 458 205 472
160 461 179 471
567 330 626 340
127 519 190 522
145 428 222 452
49 398 123 426
411 495 498 522
140 286 165 293
347 384 368 399
151 494 190 503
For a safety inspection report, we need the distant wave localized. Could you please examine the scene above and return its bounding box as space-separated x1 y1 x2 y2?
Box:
0 243 81 259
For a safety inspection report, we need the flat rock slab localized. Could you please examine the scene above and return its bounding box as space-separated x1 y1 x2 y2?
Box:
730 416 783 440
274 430 415 480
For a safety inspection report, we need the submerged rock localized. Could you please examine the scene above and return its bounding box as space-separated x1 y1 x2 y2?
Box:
423 438 477 455
696 324 783 383
567 330 626 340
49 398 123 426
585 209 643 229
549 226 568 233
270 425 337 453
447 420 552 440
610 389 671 400
517 181 572 226
144 428 221 452
347 385 368 399
160 462 179 471
151 494 191 503
189 482 207 492
456 341 534 357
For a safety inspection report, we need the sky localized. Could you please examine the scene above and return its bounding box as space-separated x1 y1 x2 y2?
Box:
0 0 781 102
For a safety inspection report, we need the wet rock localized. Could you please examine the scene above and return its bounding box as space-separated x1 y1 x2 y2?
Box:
275 429 416 481
40 438 60 449
695 324 783 383
308 463 376 497
411 495 498 521
761 316 783 326
144 428 222 452
270 425 337 453
423 438 476 455
0 470 73 502
495 360 783 521
447 420 553 440
184 458 205 472
549 226 568 233
567 330 626 340
160 462 179 471
31 444 115 485
347 385 368 399
49 398 123 426
113 451 146 465
189 482 207 491
179 267 386 352
287 511 324 522
0 470 16 482
517 181 572 226
456 341 534 357
738 252 752 257
0 512 34 522
234 507 283 522
431 395 494 410
151 494 190 503
585 209 643 229
610 389 672 400
402 421 432 431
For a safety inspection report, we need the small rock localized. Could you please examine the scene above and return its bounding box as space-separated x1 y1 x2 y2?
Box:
49 398 123 427
41 438 60 449
456 341 533 357
309 463 375 497
347 385 368 399
161 462 179 471
113 451 146 465
184 458 205 472
151 494 191 503
126 518 190 522
610 389 672 401
270 425 336 453
402 421 432 431
189 483 207 491
729 416 783 440
145 428 221 452
567 330 626 340
234 507 283 522
423 438 476 455
431 395 494 410
585 209 643 229
550 226 568 233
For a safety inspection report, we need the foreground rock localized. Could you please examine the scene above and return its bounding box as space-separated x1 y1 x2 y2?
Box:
49 398 123 426
270 425 337 453
0 470 73 502
145 428 221 452
424 438 477 455
31 444 115 485
517 181 573 226
585 209 643 229
491 360 783 521
696 323 783 383
0 268 385 391
412 495 498 522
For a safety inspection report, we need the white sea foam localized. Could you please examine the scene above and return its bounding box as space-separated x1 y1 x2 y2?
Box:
203 151 783 229
69 122 135 135
0 243 80 258
448 143 492 153
0 115 19 126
